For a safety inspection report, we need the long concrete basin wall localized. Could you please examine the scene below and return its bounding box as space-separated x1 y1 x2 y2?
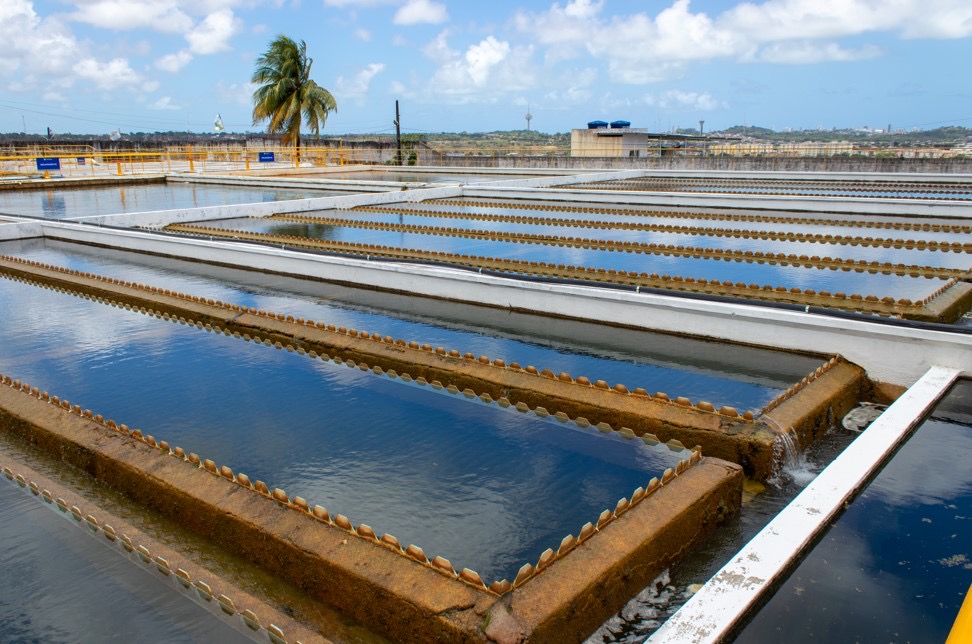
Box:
30 221 972 388
464 185 972 218
66 184 463 228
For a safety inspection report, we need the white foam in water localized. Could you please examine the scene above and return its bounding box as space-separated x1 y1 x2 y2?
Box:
585 570 685 644
760 415 818 488
771 430 818 488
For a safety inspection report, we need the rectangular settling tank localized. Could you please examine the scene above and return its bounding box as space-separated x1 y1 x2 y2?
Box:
0 270 743 640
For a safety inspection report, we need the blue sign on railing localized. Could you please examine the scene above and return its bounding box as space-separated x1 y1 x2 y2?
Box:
36 157 60 171
258 152 275 163
77 157 86 165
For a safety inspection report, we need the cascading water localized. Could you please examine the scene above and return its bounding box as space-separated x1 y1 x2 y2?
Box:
764 415 817 488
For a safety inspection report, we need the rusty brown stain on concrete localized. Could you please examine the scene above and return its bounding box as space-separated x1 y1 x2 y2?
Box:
0 378 742 642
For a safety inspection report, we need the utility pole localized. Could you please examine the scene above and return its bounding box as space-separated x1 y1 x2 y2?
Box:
394 100 402 166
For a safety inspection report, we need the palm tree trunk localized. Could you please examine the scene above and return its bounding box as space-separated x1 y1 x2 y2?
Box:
295 135 301 166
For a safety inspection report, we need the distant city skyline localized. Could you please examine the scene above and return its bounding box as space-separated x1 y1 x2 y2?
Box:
2 0 971 136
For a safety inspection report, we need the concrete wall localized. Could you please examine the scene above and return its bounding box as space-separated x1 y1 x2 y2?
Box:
66 184 463 228
465 185 972 218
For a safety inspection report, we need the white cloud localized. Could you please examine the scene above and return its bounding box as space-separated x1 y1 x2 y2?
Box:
515 0 972 85
215 79 258 106
69 0 192 34
323 0 394 6
185 9 239 55
427 35 536 101
722 0 972 42
42 90 67 103
393 0 447 25
155 50 193 72
335 62 385 99
563 0 602 20
353 28 371 41
72 57 141 90
141 80 159 92
149 95 180 110
647 89 728 112
757 41 883 64
422 30 456 63
464 37 508 84
0 0 82 79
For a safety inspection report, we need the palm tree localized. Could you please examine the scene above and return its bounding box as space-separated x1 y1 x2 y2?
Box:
251 36 337 165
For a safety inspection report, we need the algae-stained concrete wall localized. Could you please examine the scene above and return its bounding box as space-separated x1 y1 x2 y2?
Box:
0 373 742 642
465 185 972 218
34 222 972 388
0 255 867 479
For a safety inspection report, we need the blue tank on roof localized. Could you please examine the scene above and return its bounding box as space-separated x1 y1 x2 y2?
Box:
587 120 609 129
610 120 631 129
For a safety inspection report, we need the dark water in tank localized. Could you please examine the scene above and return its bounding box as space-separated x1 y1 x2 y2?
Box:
0 274 688 582
737 379 972 643
2 238 820 413
195 217 947 301
0 480 254 643
371 200 972 246
329 210 971 270
0 182 341 219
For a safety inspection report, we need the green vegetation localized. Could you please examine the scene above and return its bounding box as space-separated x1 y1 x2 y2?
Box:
2 125 968 153
251 35 337 163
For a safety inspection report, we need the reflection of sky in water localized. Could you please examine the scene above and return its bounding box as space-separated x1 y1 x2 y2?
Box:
387 202 971 245
0 183 340 219
2 239 816 411
0 276 683 581
323 212 971 270
201 218 947 300
739 381 972 643
0 483 245 641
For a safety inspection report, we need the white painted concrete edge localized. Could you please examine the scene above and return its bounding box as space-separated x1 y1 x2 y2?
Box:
0 221 43 241
65 184 462 228
34 221 972 387
648 365 962 644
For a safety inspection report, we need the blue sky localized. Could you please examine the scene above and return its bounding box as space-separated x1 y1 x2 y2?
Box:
1 0 971 136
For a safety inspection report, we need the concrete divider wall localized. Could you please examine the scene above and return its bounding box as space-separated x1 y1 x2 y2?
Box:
0 221 43 241
38 222 972 387
66 184 463 229
464 185 972 218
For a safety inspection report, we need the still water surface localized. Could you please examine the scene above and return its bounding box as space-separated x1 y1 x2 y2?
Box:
199 218 946 300
326 211 970 269
738 380 972 643
0 275 683 582
0 480 252 643
3 238 810 412
0 182 343 219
